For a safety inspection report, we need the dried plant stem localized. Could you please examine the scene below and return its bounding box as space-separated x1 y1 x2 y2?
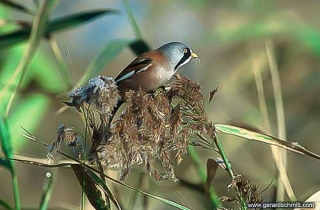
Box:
53 146 191 210
250 43 295 199
213 132 247 210
81 179 85 210
81 106 92 159
265 39 296 201
249 44 271 132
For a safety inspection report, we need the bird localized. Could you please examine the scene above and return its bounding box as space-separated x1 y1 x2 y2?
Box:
115 42 199 97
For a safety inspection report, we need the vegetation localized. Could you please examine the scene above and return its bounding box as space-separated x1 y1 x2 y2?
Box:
1 1 320 209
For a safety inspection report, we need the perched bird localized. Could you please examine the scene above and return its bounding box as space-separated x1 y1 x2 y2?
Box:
115 42 199 97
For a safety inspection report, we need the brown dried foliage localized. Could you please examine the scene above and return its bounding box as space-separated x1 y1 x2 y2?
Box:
221 175 263 209
43 74 268 210
102 78 215 181
50 75 216 181
47 125 82 161
44 74 267 210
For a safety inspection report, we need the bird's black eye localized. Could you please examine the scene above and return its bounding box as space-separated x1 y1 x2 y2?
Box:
174 48 192 70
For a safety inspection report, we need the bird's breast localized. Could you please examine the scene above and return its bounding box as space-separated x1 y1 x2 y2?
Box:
153 65 174 84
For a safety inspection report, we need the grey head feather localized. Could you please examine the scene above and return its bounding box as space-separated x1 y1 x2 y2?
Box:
157 42 192 71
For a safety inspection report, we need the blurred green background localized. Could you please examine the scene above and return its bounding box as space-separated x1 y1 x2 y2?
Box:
1 0 320 209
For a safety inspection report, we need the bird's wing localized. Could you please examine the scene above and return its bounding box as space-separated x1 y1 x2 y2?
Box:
115 57 153 83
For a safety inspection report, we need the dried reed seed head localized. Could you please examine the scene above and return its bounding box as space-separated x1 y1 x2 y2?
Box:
99 78 212 181
225 175 263 204
68 75 120 115
47 125 83 161
168 78 204 104
56 76 214 181
102 89 176 180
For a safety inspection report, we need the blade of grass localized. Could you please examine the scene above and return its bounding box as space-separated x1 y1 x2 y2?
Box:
0 117 20 210
0 27 31 49
0 155 11 170
6 156 75 167
81 179 85 210
0 199 13 210
249 44 271 131
48 38 73 89
72 164 111 210
265 39 287 149
249 43 295 201
8 150 191 210
77 39 136 86
215 124 320 160
0 9 118 49
50 145 191 210
39 170 56 210
85 167 122 210
265 39 296 201
213 132 247 210
187 146 220 208
1 0 58 116
0 0 35 15
0 45 69 95
129 39 151 55
45 9 118 34
122 0 142 39
205 159 219 197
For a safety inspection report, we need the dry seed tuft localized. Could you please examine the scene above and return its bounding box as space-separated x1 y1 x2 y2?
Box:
49 76 216 181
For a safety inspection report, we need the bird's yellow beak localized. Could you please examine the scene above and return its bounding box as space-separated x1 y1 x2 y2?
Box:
191 52 199 59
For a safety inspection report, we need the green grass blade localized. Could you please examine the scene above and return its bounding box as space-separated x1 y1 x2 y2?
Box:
77 39 137 86
129 39 151 56
0 118 13 159
85 167 122 210
0 0 35 15
0 117 20 210
0 9 118 49
39 171 56 210
122 0 142 39
45 9 118 34
213 133 247 210
0 28 30 49
0 43 69 96
0 199 13 210
0 157 11 170
215 124 320 160
72 164 111 210
187 147 220 208
2 0 58 116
